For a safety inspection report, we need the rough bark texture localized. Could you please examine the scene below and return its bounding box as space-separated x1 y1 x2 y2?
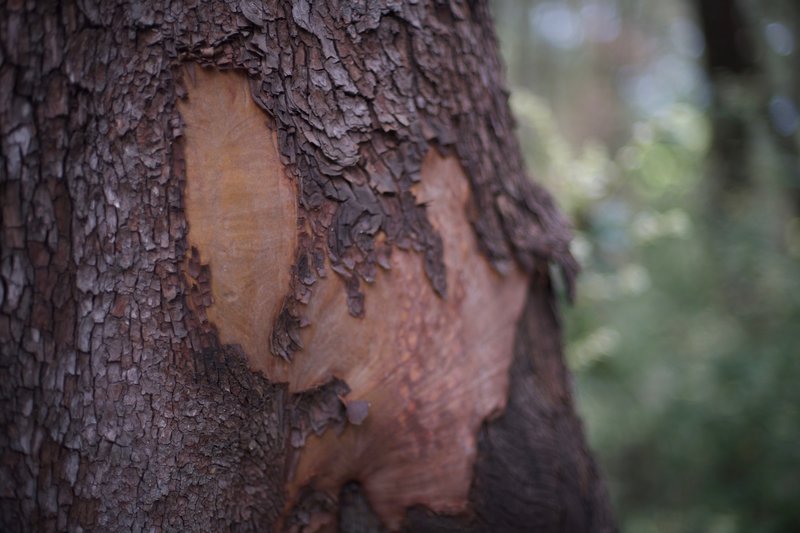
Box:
1 0 611 531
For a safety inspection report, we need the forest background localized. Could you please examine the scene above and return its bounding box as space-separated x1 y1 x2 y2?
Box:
493 1 800 531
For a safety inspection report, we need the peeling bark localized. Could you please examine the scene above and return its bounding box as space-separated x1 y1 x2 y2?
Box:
1 1 611 531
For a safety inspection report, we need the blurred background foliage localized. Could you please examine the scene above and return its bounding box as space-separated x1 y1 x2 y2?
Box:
493 1 800 531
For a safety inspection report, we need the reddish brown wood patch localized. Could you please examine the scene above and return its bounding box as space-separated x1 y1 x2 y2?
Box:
179 67 297 362
282 153 528 528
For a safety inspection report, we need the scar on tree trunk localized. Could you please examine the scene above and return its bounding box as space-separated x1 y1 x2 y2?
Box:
180 67 528 528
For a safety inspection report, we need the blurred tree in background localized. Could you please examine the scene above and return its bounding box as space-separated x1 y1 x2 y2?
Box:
493 0 800 531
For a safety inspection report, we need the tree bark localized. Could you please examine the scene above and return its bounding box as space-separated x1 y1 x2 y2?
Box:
1 1 613 531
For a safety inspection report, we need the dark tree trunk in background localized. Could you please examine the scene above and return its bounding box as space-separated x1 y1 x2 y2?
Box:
695 0 799 314
696 0 800 214
695 0 757 201
0 1 613 531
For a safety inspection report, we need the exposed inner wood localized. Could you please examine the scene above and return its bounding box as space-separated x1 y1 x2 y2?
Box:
179 67 297 362
284 153 528 528
180 69 528 529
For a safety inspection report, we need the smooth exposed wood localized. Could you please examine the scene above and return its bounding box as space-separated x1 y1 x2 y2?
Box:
284 152 528 528
179 67 297 364
178 70 528 527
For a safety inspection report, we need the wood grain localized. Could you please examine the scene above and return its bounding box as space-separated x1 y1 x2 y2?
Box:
283 152 528 528
179 67 297 365
180 68 529 530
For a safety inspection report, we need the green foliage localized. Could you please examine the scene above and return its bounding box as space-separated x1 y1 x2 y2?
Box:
496 1 800 531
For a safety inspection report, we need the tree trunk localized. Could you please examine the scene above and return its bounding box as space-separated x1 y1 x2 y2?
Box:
1 1 613 531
